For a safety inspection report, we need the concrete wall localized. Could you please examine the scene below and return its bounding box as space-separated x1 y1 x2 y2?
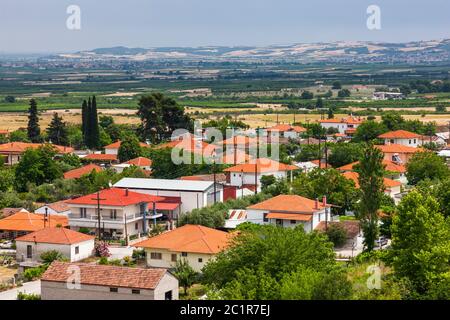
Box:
16 239 94 262
145 248 214 273
228 171 287 187
105 148 118 155
384 138 419 147
35 206 71 216
41 274 178 300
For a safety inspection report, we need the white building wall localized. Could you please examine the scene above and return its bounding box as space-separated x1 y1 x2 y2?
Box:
384 138 419 147
16 239 94 262
144 248 214 273
228 171 287 187
105 148 118 155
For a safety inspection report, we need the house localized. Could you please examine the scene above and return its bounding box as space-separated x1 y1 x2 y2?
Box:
113 157 152 174
15 227 94 263
1 207 28 219
156 138 218 157
82 153 118 164
372 92 405 100
318 116 364 135
266 124 306 140
338 160 407 184
180 173 227 184
0 211 68 240
378 130 422 148
134 224 232 272
224 209 248 229
342 171 402 202
246 194 332 232
376 144 422 164
114 178 223 214
35 200 72 216
41 261 179 300
223 158 298 190
0 142 74 166
63 164 102 179
104 140 149 156
66 188 167 240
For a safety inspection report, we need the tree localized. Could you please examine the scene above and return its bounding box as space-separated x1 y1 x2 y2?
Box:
337 89 351 98
27 99 41 142
316 98 324 109
435 105 447 113
325 224 347 247
328 143 364 167
90 96 100 149
202 225 352 300
301 91 314 100
174 259 199 295
406 151 449 185
14 145 63 192
390 191 450 295
352 121 387 142
381 112 404 131
327 108 334 119
332 81 342 90
46 113 68 146
435 178 450 218
357 143 385 251
40 250 66 265
81 99 88 142
10 129 29 142
260 175 276 190
117 136 142 162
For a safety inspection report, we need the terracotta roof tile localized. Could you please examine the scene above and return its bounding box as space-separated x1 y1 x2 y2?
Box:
342 171 401 189
248 194 330 213
223 158 298 173
134 224 232 254
105 140 149 149
376 144 422 154
0 142 73 154
15 227 94 244
267 124 306 133
66 188 164 207
338 160 406 173
83 154 118 161
64 164 102 179
125 157 152 167
378 130 421 139
42 261 167 290
0 212 68 232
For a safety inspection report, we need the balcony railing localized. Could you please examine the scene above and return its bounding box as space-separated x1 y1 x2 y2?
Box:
68 212 147 222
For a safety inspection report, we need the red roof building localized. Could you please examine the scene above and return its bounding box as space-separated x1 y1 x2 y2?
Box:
64 164 102 179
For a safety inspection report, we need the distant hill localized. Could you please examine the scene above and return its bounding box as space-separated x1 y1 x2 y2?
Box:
67 39 450 64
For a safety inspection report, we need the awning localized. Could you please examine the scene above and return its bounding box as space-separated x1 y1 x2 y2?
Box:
155 202 180 211
266 212 312 221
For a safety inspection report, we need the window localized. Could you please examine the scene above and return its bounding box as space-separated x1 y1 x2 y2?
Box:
414 139 417 144
198 258 203 263
150 252 162 260
165 291 173 300
75 246 79 254
135 223 138 230
409 140 412 144
263 213 269 222
131 289 140 295
290 220 296 224
110 209 117 220
110 287 118 293
171 254 177 262
181 252 188 257
80 208 87 218
390 139 395 144
26 245 32 259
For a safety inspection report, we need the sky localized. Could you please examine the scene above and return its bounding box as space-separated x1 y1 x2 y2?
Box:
1 0 450 53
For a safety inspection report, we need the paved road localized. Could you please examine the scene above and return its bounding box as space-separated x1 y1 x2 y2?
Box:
0 280 41 300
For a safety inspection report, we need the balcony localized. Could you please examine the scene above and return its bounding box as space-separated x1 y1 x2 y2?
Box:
68 212 146 223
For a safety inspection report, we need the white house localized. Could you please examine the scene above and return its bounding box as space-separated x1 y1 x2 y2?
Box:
266 124 306 140
113 178 223 214
246 194 332 232
135 224 232 273
15 227 94 263
318 116 364 135
41 261 179 300
66 188 166 240
378 130 422 148
223 158 298 191
113 157 152 174
35 200 71 216
104 140 149 155
372 92 405 100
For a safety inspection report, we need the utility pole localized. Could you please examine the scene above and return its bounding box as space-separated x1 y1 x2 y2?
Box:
44 206 48 228
91 191 106 241
213 151 217 204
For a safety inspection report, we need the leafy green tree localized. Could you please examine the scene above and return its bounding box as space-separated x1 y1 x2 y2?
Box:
406 151 449 185
327 108 334 119
0 168 15 192
27 99 41 143
352 121 387 142
301 91 314 100
66 125 84 149
435 178 450 217
390 191 450 295
81 99 88 142
337 89 351 98
381 112 404 131
328 143 364 167
9 129 30 142
332 81 342 90
40 250 66 265
46 113 68 146
325 224 347 247
260 175 276 190
316 97 324 109
14 145 63 192
174 259 199 295
357 143 385 251
117 135 142 162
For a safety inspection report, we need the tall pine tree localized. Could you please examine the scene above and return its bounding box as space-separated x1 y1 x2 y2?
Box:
47 112 68 146
27 99 41 142
357 143 385 251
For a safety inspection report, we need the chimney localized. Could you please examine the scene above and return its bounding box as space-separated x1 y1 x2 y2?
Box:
125 188 129 196
315 198 319 210
322 196 327 207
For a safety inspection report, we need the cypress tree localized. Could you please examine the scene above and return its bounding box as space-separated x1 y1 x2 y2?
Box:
90 96 100 149
27 99 41 142
81 99 88 141
85 97 92 148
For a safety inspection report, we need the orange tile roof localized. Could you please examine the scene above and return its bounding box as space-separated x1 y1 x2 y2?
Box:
15 227 94 245
219 149 253 165
66 188 164 207
0 212 68 232
338 160 406 173
342 172 401 189
134 224 232 255
310 159 332 169
267 124 306 133
63 164 102 179
43 200 71 213
104 140 149 149
266 212 312 221
83 153 118 161
125 157 152 167
247 194 329 213
0 142 73 154
42 261 167 290
157 138 218 154
221 136 259 146
376 144 421 154
318 116 363 125
378 130 421 139
223 158 298 173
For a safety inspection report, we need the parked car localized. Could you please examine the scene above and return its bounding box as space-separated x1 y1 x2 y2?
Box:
375 237 388 247
0 241 13 249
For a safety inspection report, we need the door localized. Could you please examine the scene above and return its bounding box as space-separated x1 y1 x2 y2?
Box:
26 245 32 259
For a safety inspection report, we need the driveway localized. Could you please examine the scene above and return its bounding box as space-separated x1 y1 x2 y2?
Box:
0 280 41 300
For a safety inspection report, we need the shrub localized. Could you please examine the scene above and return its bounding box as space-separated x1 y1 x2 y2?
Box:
94 241 111 257
23 266 45 281
17 292 41 300
325 224 347 247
